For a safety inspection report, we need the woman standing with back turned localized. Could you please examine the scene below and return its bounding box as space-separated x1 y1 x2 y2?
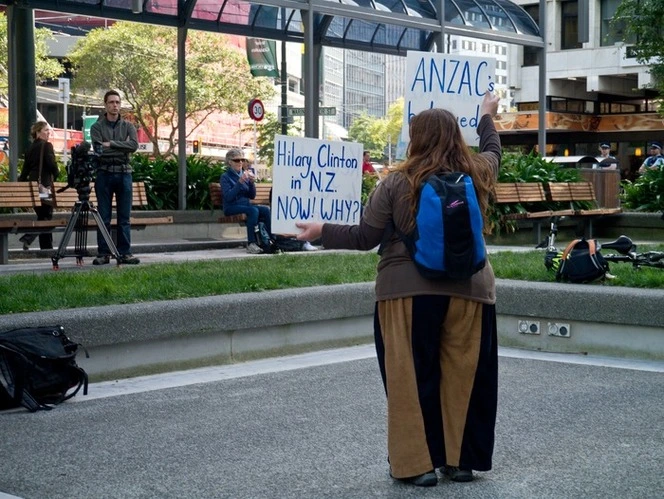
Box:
19 121 59 250
296 92 501 487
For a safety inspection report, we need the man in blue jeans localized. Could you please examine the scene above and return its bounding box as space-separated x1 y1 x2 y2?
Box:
221 148 271 254
90 90 140 265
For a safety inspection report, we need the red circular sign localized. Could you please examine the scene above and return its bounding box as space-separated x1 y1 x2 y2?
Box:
248 98 265 121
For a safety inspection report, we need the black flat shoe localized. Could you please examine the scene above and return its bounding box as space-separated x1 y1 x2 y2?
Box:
390 469 438 487
443 466 473 482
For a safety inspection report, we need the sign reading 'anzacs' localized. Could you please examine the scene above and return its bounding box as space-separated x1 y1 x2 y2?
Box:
397 51 496 157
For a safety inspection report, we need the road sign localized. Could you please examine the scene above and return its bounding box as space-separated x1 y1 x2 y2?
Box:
287 107 337 117
288 107 306 117
248 98 265 121
58 78 70 103
83 115 98 142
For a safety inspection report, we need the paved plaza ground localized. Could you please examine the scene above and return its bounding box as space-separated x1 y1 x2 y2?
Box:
1 345 663 499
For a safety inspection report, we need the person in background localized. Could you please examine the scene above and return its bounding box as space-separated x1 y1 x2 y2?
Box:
221 148 271 254
596 142 618 169
296 92 501 488
18 121 59 250
639 142 664 174
362 151 376 175
90 89 140 265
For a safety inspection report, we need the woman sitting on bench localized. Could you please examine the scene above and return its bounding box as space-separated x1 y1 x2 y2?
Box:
220 149 272 254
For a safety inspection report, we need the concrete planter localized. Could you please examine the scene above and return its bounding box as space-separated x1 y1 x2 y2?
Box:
0 281 661 379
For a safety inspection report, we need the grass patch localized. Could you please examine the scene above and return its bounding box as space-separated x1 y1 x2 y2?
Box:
2 246 663 315
489 247 664 288
1 253 379 315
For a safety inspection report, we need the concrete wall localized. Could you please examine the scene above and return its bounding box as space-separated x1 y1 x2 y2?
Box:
1 281 661 380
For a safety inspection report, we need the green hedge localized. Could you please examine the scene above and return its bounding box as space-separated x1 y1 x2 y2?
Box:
621 167 664 213
130 155 226 210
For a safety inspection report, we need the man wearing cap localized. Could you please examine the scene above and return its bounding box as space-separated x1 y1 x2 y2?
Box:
639 142 664 173
596 143 618 169
221 148 272 254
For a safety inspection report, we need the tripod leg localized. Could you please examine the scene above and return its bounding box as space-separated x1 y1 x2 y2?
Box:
88 207 121 264
74 207 89 266
52 202 84 270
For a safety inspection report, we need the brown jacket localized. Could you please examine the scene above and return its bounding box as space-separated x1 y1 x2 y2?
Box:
322 114 501 304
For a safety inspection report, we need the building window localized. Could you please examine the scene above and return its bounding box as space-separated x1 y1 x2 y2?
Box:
549 97 594 113
523 4 539 66
601 0 635 46
561 1 582 50
518 102 539 112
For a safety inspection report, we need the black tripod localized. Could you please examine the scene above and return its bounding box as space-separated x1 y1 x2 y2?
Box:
51 185 120 270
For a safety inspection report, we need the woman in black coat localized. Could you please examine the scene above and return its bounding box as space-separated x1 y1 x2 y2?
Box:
18 121 60 250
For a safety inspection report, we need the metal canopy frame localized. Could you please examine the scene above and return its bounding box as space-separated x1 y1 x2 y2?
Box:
2 0 545 209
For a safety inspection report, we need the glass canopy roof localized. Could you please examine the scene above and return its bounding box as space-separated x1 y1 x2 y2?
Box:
13 0 542 54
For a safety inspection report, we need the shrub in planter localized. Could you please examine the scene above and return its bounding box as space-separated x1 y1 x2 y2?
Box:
131 155 225 210
621 167 664 214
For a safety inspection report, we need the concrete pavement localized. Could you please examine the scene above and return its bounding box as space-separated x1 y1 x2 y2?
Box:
1 227 663 498
1 345 663 498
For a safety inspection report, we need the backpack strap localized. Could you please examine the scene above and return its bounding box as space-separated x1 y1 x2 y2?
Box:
0 347 46 412
560 239 582 260
586 239 597 256
61 366 89 402
377 220 394 256
377 219 412 256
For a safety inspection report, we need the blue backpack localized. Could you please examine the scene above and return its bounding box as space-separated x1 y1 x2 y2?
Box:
390 172 486 280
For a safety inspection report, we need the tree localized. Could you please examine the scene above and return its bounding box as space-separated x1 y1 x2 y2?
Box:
0 15 65 102
384 98 404 161
244 112 302 169
67 22 274 158
385 99 404 140
613 1 664 112
348 113 387 159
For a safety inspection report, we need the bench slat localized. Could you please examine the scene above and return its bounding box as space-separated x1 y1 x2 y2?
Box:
0 181 149 210
493 181 622 242
209 182 272 224
0 216 173 234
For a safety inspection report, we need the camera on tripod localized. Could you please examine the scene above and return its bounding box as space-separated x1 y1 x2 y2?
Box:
61 141 102 198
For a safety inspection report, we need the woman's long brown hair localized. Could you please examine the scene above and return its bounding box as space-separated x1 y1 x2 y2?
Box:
396 108 496 233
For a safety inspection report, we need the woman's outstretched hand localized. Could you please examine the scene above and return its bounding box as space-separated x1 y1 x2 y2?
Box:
480 91 500 118
295 222 323 241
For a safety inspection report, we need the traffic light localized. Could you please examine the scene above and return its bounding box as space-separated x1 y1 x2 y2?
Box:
192 139 200 154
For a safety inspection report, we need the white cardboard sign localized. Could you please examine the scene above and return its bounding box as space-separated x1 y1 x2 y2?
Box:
271 135 363 234
397 51 496 158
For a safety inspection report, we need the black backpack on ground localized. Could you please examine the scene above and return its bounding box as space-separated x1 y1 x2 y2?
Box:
0 325 88 412
273 234 305 252
556 238 609 284
254 222 278 254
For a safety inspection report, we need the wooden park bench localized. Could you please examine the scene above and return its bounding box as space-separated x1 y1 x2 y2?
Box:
0 181 173 264
208 182 272 224
493 181 622 241
546 181 622 236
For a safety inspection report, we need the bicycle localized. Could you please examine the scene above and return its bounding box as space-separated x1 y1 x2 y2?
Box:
536 217 664 272
601 239 664 270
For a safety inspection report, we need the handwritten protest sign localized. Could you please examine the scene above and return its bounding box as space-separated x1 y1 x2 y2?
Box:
397 51 496 158
272 135 363 234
